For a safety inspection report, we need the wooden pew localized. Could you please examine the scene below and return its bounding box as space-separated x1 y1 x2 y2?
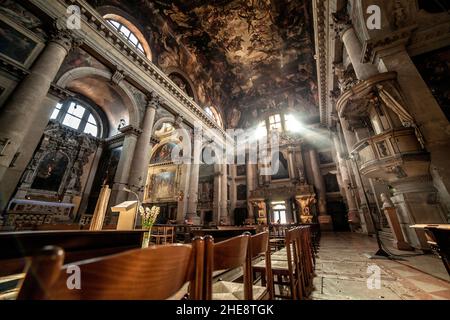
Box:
191 227 257 243
0 230 146 277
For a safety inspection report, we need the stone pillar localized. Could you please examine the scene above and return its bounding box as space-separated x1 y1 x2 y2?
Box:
246 162 257 221
127 95 158 197
332 133 360 227
309 147 332 230
109 126 140 210
0 29 76 210
220 162 229 224
341 27 378 80
287 147 298 181
213 164 221 224
337 117 372 234
186 133 202 223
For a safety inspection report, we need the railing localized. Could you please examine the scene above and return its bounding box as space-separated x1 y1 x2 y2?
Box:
351 127 424 171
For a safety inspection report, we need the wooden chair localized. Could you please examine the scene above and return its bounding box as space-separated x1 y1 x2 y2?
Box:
18 238 205 300
246 231 274 300
203 234 251 300
253 226 315 300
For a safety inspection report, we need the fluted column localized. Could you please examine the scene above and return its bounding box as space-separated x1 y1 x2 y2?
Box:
109 126 140 209
127 95 158 197
0 28 77 210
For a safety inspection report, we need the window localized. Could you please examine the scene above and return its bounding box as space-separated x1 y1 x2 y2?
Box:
269 114 282 132
204 106 224 128
256 121 267 136
50 100 100 137
107 19 145 54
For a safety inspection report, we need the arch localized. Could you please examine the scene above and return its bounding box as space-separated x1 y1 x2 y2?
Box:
165 67 199 103
56 67 141 136
102 13 152 61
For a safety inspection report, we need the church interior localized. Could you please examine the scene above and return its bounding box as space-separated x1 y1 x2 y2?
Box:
0 0 449 301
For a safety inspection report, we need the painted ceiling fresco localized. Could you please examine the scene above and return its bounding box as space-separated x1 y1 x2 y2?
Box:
88 0 318 128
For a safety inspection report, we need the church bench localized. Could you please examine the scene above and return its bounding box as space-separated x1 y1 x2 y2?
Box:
0 230 146 277
191 227 257 243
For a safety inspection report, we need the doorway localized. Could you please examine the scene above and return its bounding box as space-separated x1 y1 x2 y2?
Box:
328 201 350 231
271 201 287 224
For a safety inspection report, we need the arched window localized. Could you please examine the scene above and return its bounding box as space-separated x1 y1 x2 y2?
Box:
205 106 224 128
107 19 145 53
50 100 101 138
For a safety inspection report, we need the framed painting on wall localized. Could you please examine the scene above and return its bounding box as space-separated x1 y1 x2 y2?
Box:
0 14 44 68
145 165 179 203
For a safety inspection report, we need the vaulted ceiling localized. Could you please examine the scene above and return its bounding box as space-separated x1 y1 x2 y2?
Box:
153 0 318 124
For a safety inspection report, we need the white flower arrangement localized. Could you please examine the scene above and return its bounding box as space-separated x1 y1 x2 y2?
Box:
139 205 160 229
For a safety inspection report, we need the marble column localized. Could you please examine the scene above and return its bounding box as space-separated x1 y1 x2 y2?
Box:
109 126 140 211
127 96 158 198
0 29 76 210
309 147 332 230
186 133 202 223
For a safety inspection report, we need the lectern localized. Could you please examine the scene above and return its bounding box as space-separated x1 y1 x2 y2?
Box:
111 201 138 230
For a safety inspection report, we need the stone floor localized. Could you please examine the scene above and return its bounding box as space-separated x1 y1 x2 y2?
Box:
312 232 450 300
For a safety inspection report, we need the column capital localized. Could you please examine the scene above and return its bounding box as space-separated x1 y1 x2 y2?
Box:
119 125 142 137
146 92 161 110
50 22 82 53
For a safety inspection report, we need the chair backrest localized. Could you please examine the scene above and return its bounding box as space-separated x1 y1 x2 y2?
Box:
246 231 274 300
285 227 303 299
204 234 250 300
18 237 205 300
